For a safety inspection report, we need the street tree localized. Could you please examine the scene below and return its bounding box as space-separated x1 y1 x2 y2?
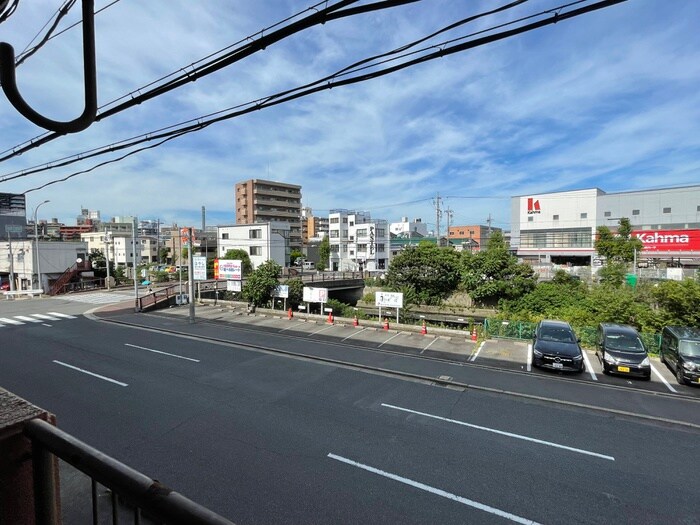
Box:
318 236 330 271
242 260 281 307
595 217 643 286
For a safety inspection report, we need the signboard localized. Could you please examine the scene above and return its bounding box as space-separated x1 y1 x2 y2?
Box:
303 287 328 303
273 285 289 298
180 227 195 247
375 291 404 308
193 256 207 280
4 225 23 234
218 259 242 280
227 280 242 292
666 268 684 281
633 229 700 252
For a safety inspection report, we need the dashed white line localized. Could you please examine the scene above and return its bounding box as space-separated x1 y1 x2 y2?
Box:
53 360 128 387
31 313 60 321
124 343 200 362
48 312 77 319
328 453 543 525
14 316 42 323
469 341 486 362
650 362 677 393
381 403 615 461
0 317 23 325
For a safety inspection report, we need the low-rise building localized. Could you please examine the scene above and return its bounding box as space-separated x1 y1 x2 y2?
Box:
217 222 290 269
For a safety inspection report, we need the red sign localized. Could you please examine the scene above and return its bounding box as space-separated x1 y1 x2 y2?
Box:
527 198 541 214
633 229 700 252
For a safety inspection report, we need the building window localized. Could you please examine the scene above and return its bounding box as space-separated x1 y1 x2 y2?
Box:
249 229 262 239
356 228 368 237
604 211 611 217
580 213 587 219
377 244 385 252
350 250 354 256
528 217 533 222
376 229 385 237
632 209 640 215
330 217 339 224
697 205 700 212
663 207 671 214
250 246 262 256
357 244 367 252
330 230 339 238
222 233 229 240
553 215 559 221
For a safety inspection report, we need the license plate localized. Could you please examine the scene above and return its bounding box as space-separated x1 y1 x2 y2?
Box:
618 366 630 373
553 363 563 369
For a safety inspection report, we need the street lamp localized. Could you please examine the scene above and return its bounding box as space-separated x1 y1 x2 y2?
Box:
33 199 50 293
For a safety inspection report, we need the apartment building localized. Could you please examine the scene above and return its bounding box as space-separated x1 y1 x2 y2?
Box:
218 222 290 269
328 210 389 272
235 179 302 252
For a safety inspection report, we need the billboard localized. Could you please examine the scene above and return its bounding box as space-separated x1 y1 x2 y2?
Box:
375 291 404 308
193 256 207 280
303 287 328 303
633 229 700 252
217 259 242 280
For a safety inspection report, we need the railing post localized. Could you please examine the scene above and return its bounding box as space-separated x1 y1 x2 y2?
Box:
0 388 60 525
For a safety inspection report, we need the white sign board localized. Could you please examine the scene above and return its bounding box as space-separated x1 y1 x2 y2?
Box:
193 256 207 280
226 279 242 292
273 285 289 298
666 268 684 281
303 287 328 303
375 291 404 308
219 259 242 280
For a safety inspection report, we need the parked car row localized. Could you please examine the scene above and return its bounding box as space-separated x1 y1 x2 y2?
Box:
531 319 700 386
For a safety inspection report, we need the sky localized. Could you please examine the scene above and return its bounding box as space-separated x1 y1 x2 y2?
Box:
0 0 698 234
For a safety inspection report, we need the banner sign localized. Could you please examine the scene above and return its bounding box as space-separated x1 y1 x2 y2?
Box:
303 287 328 303
375 291 403 308
273 285 289 298
218 259 242 280
633 229 700 252
193 256 207 280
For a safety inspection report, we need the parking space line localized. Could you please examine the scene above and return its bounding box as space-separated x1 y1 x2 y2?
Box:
378 332 402 348
650 363 677 393
469 341 486 362
124 343 200 362
420 337 439 354
309 325 336 336
328 453 543 525
342 328 369 342
582 351 598 381
381 403 614 461
526 344 532 372
278 323 300 333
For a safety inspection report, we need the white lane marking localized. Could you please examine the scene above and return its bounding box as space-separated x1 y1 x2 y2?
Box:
526 343 532 372
42 324 52 327
0 317 24 325
31 313 60 321
378 332 402 348
48 312 77 319
469 341 486 362
309 325 336 336
278 323 299 333
582 350 598 381
15 316 42 323
124 343 200 362
382 403 614 461
53 360 128 387
650 363 677 393
342 327 368 342
420 337 439 354
328 453 542 525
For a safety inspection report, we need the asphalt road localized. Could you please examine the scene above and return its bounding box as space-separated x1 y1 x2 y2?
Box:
1 296 699 524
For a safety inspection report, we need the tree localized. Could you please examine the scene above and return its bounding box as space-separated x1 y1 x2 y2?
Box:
284 278 304 309
158 247 170 264
222 249 253 276
460 231 537 307
290 249 303 266
318 236 330 271
242 260 281 306
595 217 643 264
385 241 461 305
652 278 700 327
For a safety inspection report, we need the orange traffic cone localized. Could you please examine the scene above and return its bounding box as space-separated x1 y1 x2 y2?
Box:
288 308 293 320
383 318 389 331
353 315 359 327
328 311 334 324
471 326 478 341
421 320 427 335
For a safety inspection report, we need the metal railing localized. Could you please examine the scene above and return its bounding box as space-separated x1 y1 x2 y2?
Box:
24 418 236 525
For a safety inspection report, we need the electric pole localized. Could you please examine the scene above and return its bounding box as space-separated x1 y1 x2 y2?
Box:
445 208 454 242
433 193 442 244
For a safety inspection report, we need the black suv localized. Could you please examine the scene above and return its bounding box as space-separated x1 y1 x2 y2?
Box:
596 323 650 379
532 320 585 373
660 326 700 386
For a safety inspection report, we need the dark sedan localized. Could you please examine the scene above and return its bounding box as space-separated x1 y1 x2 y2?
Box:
532 320 585 373
596 323 651 379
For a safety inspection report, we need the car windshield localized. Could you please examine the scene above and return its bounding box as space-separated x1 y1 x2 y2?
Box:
605 333 645 353
679 340 700 357
539 327 574 343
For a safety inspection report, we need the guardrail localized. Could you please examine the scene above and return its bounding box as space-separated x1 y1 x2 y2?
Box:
23 418 236 525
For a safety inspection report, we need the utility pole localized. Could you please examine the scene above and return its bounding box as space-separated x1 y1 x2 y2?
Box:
445 208 454 243
104 227 111 291
433 193 442 244
188 227 195 324
7 233 15 292
132 219 139 312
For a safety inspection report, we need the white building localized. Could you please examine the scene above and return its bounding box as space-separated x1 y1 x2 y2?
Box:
81 232 158 268
217 222 290 269
328 210 390 272
390 216 428 237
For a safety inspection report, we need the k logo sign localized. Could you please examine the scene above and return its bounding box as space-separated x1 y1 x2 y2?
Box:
527 198 541 215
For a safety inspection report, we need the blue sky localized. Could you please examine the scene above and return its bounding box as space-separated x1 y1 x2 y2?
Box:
1 0 698 234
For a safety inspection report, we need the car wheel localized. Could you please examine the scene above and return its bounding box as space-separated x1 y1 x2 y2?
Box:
676 365 687 386
601 353 609 374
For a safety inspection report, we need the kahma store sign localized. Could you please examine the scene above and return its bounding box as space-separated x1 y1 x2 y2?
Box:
633 229 700 252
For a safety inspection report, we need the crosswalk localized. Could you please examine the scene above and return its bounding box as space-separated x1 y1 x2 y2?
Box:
53 292 134 304
0 312 77 327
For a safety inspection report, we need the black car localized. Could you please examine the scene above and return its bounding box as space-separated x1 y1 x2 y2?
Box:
596 323 650 379
532 320 585 373
660 326 700 386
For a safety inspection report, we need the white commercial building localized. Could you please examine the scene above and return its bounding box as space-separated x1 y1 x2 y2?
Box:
217 222 290 269
328 210 390 272
511 185 700 267
390 216 428 237
81 232 158 268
